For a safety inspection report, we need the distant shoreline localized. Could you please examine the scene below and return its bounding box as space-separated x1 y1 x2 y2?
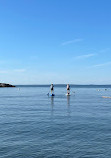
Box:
15 84 111 86
0 83 111 88
0 83 15 87
15 84 111 88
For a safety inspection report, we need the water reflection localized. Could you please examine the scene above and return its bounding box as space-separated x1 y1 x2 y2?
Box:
51 96 54 115
67 96 70 106
49 95 71 116
67 96 70 116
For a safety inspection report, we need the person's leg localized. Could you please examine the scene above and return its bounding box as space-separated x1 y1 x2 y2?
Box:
68 90 70 95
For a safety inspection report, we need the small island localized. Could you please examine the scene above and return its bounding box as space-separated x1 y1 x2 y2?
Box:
0 83 15 87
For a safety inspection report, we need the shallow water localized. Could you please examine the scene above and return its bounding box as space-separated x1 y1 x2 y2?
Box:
0 86 111 158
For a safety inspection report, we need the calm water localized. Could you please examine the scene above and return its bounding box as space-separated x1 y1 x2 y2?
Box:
0 85 111 158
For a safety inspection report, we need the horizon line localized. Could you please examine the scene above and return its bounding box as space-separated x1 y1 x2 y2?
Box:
14 84 111 86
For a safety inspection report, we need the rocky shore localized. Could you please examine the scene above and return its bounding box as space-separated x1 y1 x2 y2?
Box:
0 83 15 87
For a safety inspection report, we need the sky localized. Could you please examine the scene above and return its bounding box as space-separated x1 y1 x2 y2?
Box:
0 0 111 85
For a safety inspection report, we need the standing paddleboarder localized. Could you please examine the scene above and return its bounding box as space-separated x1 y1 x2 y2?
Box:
50 84 54 95
67 84 70 95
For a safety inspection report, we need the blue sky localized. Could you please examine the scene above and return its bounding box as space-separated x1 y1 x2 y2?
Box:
0 0 111 84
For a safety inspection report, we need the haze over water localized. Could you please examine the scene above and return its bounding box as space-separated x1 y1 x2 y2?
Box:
0 85 111 158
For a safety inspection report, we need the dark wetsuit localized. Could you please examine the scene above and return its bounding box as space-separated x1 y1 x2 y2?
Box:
51 85 54 91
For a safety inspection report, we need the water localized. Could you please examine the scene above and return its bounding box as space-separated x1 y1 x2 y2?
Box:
0 85 111 158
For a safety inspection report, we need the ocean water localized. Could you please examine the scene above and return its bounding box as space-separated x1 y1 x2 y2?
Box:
0 85 111 158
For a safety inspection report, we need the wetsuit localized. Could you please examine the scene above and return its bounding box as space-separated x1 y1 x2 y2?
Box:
67 84 70 95
50 84 54 94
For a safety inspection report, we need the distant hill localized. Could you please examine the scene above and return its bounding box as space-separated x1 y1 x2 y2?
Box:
0 83 15 87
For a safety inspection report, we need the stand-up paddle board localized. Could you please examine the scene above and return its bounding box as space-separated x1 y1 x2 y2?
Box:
66 93 70 96
50 94 55 96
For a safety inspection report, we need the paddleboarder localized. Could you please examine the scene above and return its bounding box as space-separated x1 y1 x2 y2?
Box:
67 84 70 95
50 84 54 95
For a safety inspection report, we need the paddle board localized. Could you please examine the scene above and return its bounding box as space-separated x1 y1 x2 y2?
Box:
66 93 70 96
50 94 55 96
